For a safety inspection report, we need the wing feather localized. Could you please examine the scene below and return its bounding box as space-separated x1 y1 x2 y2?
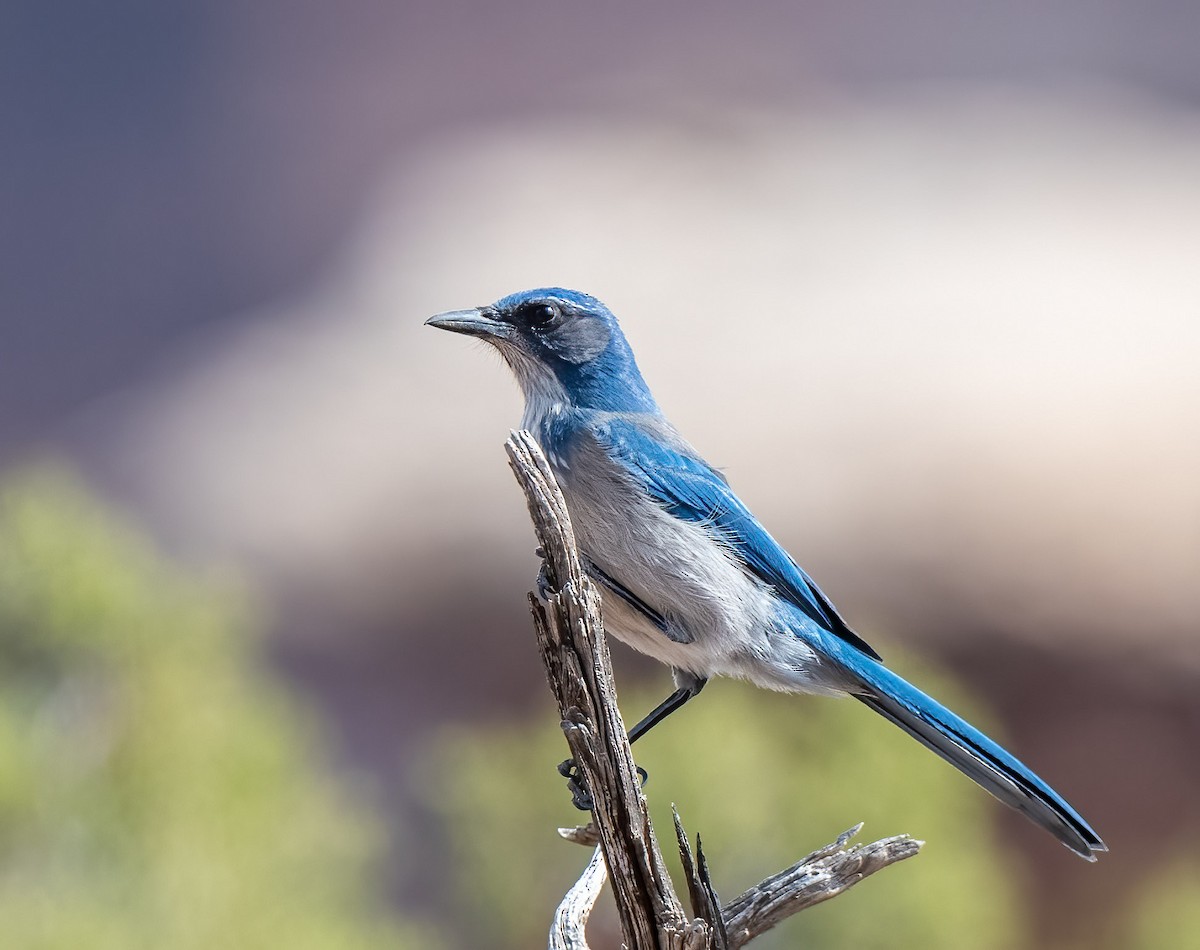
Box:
592 415 881 661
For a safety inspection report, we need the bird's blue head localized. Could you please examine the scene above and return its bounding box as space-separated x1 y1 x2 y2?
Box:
426 287 658 414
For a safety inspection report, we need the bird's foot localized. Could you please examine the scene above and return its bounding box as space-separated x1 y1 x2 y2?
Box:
558 758 592 811
534 547 557 601
536 562 554 601
558 758 649 811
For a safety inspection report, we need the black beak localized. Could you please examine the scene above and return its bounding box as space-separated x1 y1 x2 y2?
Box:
425 308 510 339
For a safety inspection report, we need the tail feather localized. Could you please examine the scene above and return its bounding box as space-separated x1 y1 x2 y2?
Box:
834 644 1106 860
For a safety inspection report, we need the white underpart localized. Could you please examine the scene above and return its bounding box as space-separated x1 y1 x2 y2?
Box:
551 433 856 696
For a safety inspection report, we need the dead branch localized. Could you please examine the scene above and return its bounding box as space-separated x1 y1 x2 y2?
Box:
505 429 921 950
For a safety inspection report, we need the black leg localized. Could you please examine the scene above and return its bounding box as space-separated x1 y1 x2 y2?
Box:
628 676 707 745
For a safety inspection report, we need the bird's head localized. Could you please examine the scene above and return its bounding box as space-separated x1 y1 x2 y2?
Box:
426 287 657 413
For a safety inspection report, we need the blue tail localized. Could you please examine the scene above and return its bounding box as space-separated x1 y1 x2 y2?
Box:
824 636 1106 860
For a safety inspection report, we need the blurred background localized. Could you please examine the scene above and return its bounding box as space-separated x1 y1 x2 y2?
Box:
3 1 1199 947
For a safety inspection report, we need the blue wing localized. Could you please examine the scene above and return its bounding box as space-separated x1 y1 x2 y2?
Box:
591 415 881 660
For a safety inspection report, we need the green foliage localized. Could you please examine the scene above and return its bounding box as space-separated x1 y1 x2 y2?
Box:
0 469 438 950
426 651 1028 950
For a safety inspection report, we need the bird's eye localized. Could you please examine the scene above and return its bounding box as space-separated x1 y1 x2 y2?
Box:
520 302 560 329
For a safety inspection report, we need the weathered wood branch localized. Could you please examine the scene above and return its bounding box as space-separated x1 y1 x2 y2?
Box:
505 430 921 950
550 846 607 950
721 825 923 949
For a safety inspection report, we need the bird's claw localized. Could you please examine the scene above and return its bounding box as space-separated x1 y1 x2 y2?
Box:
558 758 650 811
558 758 593 811
536 562 555 601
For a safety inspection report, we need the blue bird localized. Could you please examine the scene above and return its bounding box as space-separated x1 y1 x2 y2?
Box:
427 287 1106 861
